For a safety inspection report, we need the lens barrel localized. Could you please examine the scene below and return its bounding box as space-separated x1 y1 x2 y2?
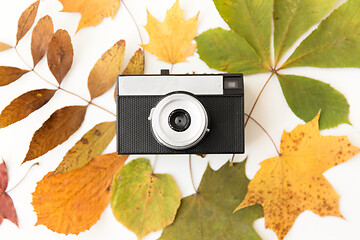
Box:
168 109 191 132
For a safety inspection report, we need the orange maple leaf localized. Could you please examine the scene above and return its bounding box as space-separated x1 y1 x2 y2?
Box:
141 0 199 64
58 0 120 31
32 153 128 235
235 113 360 239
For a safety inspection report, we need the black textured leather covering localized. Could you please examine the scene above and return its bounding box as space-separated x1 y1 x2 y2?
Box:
117 95 244 154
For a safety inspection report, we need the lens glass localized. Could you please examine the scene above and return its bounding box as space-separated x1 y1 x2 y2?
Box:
168 109 191 132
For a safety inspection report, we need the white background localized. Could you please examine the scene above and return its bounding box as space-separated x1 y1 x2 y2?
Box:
0 0 360 239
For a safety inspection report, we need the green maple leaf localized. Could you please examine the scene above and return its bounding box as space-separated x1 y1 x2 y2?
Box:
110 158 181 239
159 160 263 240
196 0 360 129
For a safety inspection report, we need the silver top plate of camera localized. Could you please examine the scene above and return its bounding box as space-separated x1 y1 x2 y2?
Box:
118 75 224 95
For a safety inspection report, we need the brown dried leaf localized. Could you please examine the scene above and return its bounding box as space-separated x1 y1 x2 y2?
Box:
54 121 116 174
31 15 54 67
0 43 12 52
32 153 128 235
0 67 29 86
23 105 87 163
0 89 56 128
47 30 74 85
88 40 125 99
16 0 40 44
122 48 145 75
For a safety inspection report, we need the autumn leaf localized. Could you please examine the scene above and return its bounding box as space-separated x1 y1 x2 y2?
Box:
31 15 54 67
54 121 116 174
282 0 360 69
122 49 145 75
58 0 120 31
0 159 18 227
32 153 128 235
141 0 198 64
16 0 40 44
0 89 56 128
0 67 29 86
159 160 263 240
235 113 360 240
88 40 125 100
23 105 87 163
278 74 350 130
0 43 12 52
47 29 74 85
110 158 181 239
273 0 336 65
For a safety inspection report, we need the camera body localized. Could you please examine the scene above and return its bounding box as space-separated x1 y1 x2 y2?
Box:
116 70 244 154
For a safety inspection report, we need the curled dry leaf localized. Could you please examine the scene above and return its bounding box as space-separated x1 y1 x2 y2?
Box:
47 29 74 85
58 0 120 31
88 40 125 100
235 113 360 240
0 66 29 86
32 153 128 235
111 158 181 239
31 15 54 67
23 105 87 163
54 121 116 175
0 89 56 128
0 159 18 227
141 0 198 64
0 42 12 52
16 0 40 44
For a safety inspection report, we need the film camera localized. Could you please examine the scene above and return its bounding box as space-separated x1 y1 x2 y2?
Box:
116 70 244 154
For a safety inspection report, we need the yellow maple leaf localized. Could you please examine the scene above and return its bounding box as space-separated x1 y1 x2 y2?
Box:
235 113 360 240
141 0 199 64
59 0 120 31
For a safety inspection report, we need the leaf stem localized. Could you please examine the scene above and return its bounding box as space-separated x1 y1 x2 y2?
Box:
5 162 39 194
244 72 275 127
189 154 197 193
120 0 144 46
14 47 116 117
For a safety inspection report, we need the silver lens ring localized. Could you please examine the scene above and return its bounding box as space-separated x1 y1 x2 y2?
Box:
151 93 208 150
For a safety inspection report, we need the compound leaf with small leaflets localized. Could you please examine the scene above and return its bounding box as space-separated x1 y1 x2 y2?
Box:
54 121 116 174
88 40 125 100
282 0 360 69
0 67 29 86
58 0 120 32
235 113 360 240
23 105 87 163
32 153 128 235
141 0 198 64
273 0 337 64
159 159 263 240
110 158 181 239
47 29 74 85
0 159 18 227
0 89 56 128
278 74 350 130
31 15 54 67
16 0 40 44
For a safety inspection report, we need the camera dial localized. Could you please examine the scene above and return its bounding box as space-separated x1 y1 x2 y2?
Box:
149 92 209 150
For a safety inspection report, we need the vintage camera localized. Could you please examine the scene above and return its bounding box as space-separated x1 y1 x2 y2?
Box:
116 70 244 154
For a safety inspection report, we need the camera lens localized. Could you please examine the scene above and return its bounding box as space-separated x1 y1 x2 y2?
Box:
168 109 191 132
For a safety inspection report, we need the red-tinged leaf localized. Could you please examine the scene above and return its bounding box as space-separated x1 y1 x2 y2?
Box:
47 30 73 85
0 89 56 128
88 40 125 99
0 43 12 52
23 105 87 163
0 160 18 227
31 15 54 67
0 66 29 86
16 0 40 44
